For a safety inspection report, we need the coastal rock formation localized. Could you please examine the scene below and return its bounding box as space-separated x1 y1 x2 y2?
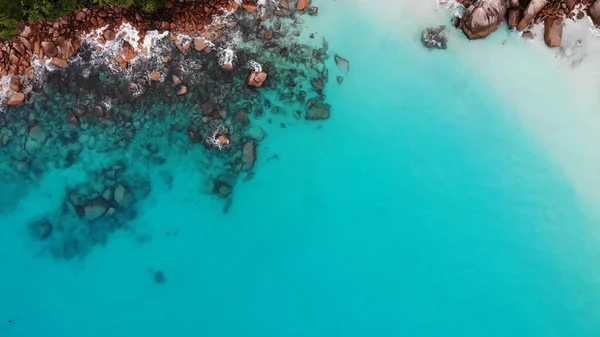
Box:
297 0 311 11
590 1 600 26
247 71 268 87
459 0 508 39
544 17 563 47
517 0 548 30
421 26 448 49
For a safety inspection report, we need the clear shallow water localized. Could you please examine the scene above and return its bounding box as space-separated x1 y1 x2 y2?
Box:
2 1 600 336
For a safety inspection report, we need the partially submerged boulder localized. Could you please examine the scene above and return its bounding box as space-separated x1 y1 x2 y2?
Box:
517 0 548 31
421 26 448 49
459 0 508 39
544 17 563 48
590 1 600 27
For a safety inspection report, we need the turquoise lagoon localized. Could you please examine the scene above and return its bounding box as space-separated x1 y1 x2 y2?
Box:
2 1 600 336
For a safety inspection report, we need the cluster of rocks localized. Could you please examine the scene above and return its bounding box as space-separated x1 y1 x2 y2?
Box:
456 0 600 47
0 0 238 105
29 163 148 259
0 0 338 258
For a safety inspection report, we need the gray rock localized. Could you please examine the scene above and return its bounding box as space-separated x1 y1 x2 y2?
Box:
421 26 448 49
246 126 267 141
306 101 331 120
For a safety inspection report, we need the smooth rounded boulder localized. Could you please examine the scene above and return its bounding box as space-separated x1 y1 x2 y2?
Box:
459 0 508 39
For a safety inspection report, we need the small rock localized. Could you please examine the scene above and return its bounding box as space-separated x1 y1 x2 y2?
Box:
336 76 344 84
309 6 319 16
544 17 563 48
297 0 311 11
334 55 349 74
194 38 207 51
150 71 161 81
41 41 58 57
247 71 268 87
242 140 256 171
460 0 507 38
522 31 534 39
153 270 165 284
172 75 181 85
421 25 448 49
7 92 25 105
9 77 20 92
306 100 331 120
177 86 187 95
508 9 520 29
84 200 108 220
246 126 266 141
51 57 68 68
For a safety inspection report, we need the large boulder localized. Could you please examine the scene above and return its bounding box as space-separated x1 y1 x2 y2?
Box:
544 17 563 48
517 0 548 30
590 1 600 27
459 0 508 39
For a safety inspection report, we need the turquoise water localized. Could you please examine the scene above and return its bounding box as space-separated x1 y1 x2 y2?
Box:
2 1 600 336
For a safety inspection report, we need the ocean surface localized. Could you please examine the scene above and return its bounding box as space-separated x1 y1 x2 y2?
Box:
2 0 600 336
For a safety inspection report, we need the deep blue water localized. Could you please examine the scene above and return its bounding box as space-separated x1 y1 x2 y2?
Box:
1 1 600 336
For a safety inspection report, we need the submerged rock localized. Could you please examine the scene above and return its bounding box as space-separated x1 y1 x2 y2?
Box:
517 0 548 31
306 99 331 120
334 55 349 74
242 140 256 171
460 0 507 39
29 218 53 240
153 270 165 284
421 26 448 49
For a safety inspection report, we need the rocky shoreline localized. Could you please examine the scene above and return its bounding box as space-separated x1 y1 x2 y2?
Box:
458 0 600 46
423 0 600 50
0 0 343 259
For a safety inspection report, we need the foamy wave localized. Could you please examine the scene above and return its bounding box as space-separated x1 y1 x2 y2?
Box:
436 0 465 18
248 60 263 72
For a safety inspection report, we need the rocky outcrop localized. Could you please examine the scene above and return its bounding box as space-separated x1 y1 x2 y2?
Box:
421 26 448 49
247 71 267 87
459 0 508 39
544 17 563 47
517 0 548 30
297 0 311 11
590 1 600 26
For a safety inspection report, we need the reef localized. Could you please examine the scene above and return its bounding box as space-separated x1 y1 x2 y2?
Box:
0 0 338 259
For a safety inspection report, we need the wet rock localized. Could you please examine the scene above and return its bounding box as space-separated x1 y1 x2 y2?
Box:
590 1 600 26
150 71 161 81
508 9 520 29
177 86 187 95
247 71 268 87
246 125 266 141
421 26 447 49
242 140 256 171
194 38 207 51
42 41 58 57
460 0 508 39
9 77 21 92
7 92 25 105
521 31 534 39
309 6 319 16
29 218 53 240
334 55 349 74
59 39 79 59
517 0 548 31
103 29 116 41
544 17 563 48
122 41 136 61
306 99 331 120
297 0 311 11
51 57 68 68
172 75 181 85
